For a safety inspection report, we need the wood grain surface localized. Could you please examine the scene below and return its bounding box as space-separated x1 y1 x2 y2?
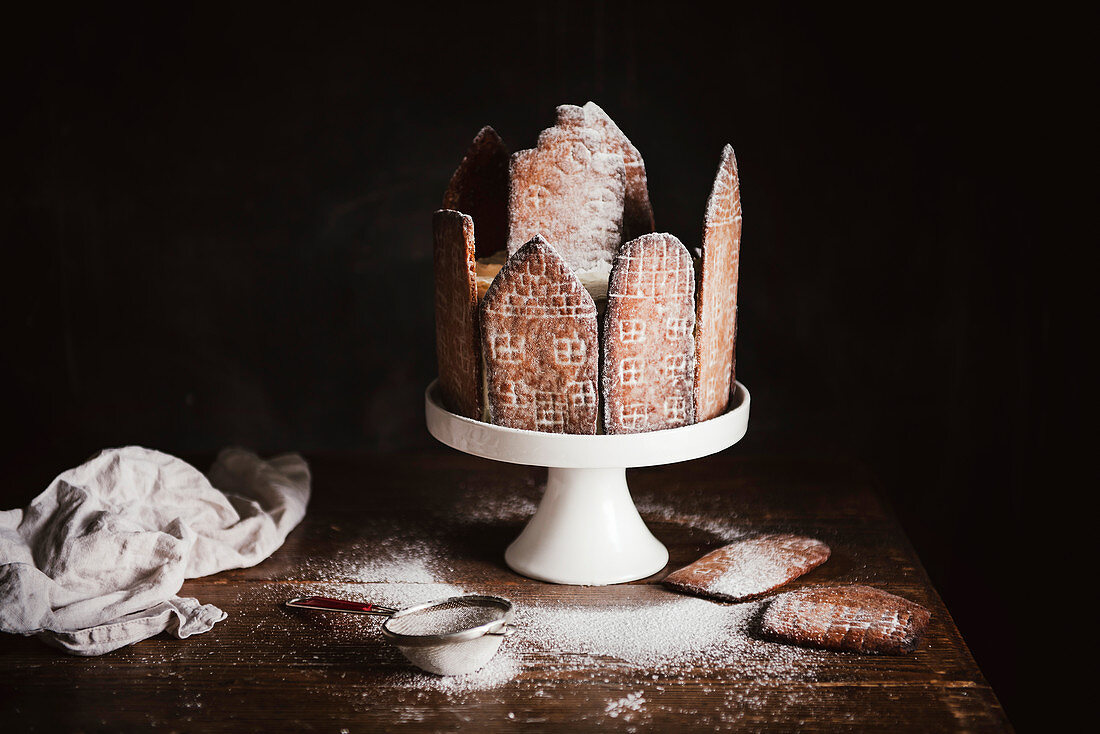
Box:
0 451 1011 731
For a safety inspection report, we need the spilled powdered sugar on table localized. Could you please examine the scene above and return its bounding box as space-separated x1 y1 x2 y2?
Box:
271 474 840 725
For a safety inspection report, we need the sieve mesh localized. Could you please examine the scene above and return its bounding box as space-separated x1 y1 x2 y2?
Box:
385 597 507 636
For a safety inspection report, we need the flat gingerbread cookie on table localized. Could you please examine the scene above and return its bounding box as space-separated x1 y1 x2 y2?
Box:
602 232 696 434
663 533 831 602
694 144 743 422
760 584 932 655
480 235 600 434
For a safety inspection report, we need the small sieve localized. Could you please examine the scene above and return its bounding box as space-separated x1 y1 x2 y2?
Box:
285 594 514 676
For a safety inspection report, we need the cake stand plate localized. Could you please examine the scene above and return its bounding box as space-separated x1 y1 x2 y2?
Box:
424 380 750 585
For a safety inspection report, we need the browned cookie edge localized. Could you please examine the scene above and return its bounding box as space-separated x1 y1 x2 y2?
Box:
432 209 481 419
694 144 742 422
444 126 510 259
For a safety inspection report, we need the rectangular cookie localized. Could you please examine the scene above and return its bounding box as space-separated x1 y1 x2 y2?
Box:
602 232 696 434
663 533 830 602
760 585 932 655
432 210 482 419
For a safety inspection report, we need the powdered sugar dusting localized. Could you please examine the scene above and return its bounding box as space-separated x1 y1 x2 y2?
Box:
276 473 844 722
634 496 748 542
665 534 831 602
507 105 626 271
707 537 828 600
519 593 826 680
605 691 646 719
445 474 749 542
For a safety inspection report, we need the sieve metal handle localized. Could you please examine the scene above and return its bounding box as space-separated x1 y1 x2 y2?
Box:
285 595 398 616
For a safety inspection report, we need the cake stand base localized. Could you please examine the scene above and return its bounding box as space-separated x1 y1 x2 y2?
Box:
503 467 668 585
425 379 750 586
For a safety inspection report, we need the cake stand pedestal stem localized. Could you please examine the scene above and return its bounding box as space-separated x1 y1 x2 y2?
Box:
503 466 669 585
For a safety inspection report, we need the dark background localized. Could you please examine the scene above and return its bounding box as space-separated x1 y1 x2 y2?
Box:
2 3 1051 726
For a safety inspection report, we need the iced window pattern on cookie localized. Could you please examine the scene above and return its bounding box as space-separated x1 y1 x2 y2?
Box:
602 233 697 434
481 235 599 434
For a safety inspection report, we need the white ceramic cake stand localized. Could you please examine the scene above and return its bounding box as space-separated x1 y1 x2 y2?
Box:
424 380 750 585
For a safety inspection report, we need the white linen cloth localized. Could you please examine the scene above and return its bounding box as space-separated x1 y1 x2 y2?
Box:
0 446 310 655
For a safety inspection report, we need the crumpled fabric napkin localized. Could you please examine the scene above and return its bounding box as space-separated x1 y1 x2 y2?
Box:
0 446 310 655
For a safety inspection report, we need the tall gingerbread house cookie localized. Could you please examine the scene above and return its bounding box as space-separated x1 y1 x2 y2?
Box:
507 106 626 271
602 233 696 434
432 209 481 419
480 235 599 434
694 145 742 422
581 101 655 244
443 126 509 259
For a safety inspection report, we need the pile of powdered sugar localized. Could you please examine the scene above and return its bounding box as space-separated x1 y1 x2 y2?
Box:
515 594 824 680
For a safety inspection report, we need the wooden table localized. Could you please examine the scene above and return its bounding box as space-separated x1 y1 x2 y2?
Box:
0 451 1010 731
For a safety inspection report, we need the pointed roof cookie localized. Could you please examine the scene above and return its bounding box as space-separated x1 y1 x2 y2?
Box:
507 106 625 271
582 101 655 243
760 585 932 655
480 235 599 434
694 145 742 422
602 232 696 434
443 126 510 259
432 209 481 419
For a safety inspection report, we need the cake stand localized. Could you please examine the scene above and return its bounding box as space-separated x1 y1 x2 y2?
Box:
424 380 750 585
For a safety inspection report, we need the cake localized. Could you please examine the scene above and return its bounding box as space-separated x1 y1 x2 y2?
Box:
433 102 742 434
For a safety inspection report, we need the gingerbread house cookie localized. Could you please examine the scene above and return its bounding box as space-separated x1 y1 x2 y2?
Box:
432 209 481 419
663 534 830 602
507 106 626 271
760 585 931 655
694 145 742 422
581 101 655 243
480 235 599 433
443 126 510 259
602 233 696 434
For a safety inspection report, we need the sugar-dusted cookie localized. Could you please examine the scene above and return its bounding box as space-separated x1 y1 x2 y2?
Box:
581 101 655 243
507 106 625 271
663 534 830 602
481 235 599 433
602 233 696 434
694 145 742 422
760 585 932 655
443 126 510 259
432 209 482 419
